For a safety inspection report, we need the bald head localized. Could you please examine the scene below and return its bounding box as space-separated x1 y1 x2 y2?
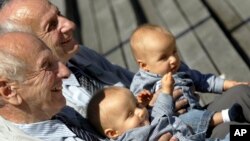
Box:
0 32 49 82
87 86 132 135
130 24 174 62
0 0 50 32
0 31 47 61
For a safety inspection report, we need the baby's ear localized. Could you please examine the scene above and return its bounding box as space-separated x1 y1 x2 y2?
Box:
137 59 149 71
104 128 119 139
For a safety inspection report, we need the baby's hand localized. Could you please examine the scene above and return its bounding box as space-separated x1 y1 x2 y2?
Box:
223 80 250 91
137 89 153 107
161 72 174 95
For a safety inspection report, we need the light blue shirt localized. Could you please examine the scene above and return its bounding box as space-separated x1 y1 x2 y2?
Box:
0 116 42 141
63 45 134 117
63 73 91 117
14 119 84 141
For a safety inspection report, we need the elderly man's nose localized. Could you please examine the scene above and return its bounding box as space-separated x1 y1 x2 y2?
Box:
57 62 70 78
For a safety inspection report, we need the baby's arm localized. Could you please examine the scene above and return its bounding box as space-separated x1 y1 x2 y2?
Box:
161 72 174 95
223 80 250 91
136 89 153 107
151 72 175 122
144 72 175 107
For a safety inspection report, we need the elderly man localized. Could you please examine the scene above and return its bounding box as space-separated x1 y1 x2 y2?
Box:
0 0 250 140
0 31 87 140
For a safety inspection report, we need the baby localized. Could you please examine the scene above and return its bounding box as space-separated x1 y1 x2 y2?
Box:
129 24 248 127
87 73 243 141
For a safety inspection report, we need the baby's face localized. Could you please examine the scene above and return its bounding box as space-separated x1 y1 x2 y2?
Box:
105 89 150 136
143 31 180 75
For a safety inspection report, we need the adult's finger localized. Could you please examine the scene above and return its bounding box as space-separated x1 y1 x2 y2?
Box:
175 109 187 116
175 99 188 115
158 132 177 141
172 89 183 100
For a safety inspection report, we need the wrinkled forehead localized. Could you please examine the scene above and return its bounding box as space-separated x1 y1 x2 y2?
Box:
0 32 48 59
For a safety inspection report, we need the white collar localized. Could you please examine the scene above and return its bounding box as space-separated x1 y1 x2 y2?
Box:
63 72 80 86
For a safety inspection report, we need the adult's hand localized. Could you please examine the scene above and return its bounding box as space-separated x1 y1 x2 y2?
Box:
158 132 179 141
173 88 188 115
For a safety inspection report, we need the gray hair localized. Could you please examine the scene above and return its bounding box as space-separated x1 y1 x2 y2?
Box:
0 0 31 107
0 20 32 34
0 50 26 82
0 0 32 34
0 49 26 107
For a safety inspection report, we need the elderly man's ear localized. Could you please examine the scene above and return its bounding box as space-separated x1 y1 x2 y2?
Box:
0 79 22 105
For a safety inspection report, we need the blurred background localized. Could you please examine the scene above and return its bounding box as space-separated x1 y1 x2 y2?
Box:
50 0 250 105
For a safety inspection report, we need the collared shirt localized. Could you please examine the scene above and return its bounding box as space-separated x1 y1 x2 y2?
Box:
63 73 91 118
114 94 197 141
63 73 126 118
63 45 134 118
0 116 42 141
131 62 225 95
14 119 84 141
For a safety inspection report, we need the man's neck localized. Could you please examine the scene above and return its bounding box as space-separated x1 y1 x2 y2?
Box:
0 105 51 124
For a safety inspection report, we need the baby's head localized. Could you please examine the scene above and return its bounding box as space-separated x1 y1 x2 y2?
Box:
130 24 180 75
87 86 150 139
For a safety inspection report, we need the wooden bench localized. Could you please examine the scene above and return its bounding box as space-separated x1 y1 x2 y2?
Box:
206 0 250 59
51 0 250 105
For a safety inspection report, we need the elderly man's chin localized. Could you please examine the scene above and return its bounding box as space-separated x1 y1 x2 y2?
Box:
61 39 80 60
51 91 66 111
67 43 80 55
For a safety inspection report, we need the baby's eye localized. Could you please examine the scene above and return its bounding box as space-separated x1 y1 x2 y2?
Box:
160 55 167 60
136 102 141 108
128 111 134 117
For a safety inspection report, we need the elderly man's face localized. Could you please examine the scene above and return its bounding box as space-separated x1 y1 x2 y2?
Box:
0 32 70 118
2 0 79 63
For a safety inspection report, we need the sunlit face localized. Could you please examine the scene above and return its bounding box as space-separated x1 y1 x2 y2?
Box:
13 34 70 117
6 0 79 63
143 30 180 75
103 88 150 136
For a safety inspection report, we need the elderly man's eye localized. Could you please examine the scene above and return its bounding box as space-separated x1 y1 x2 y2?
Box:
41 61 52 69
48 20 58 31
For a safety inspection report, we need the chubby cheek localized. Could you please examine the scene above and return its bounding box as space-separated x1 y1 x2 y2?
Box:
157 64 171 75
124 118 141 131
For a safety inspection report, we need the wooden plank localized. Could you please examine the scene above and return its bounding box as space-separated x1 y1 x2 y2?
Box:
77 0 101 53
227 0 250 21
111 0 137 41
123 43 138 72
195 18 250 81
93 0 119 53
176 0 210 26
138 0 165 26
153 0 189 36
206 0 241 30
227 0 250 46
232 24 250 59
110 0 138 70
176 31 218 74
